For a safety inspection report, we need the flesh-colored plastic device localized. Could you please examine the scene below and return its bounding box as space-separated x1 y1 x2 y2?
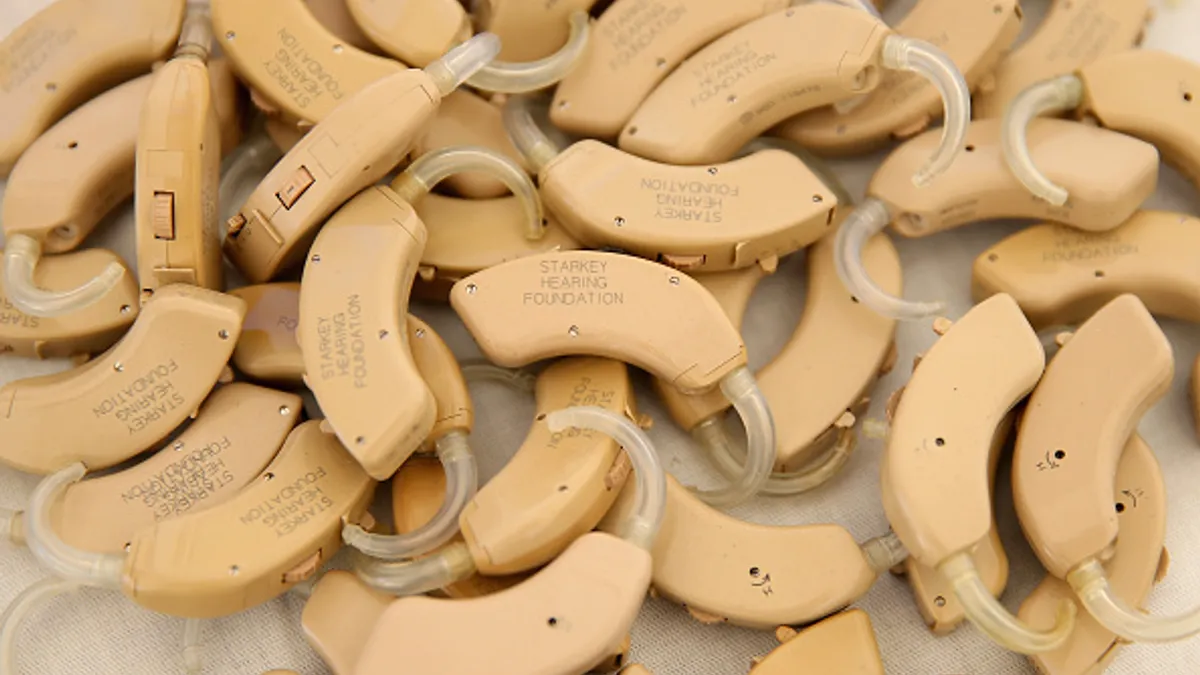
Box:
344 0 470 67
305 0 381 53
972 211 1200 329
264 116 307 153
750 609 884 675
476 0 597 63
1019 434 1169 675
0 284 245 475
834 117 1159 320
0 0 185 176
222 34 501 283
1003 50 1200 206
617 2 971 179
450 250 775 507
1015 294 1200 644
0 248 137 359
776 0 1021 155
412 89 530 199
972 0 1150 119
883 293 1076 653
229 283 304 385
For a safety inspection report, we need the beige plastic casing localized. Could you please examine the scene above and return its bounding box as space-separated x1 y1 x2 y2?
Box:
352 532 650 675
298 188 435 480
1019 434 1168 675
461 357 635 575
265 116 307 153
229 283 304 385
0 285 245 475
750 609 884 675
123 419 376 618
211 0 404 125
412 90 531 199
345 0 470 67
873 118 1157 238
303 569 394 674
0 248 138 359
549 0 790 138
450 251 746 394
47 383 302 554
306 0 385 52
407 315 472 444
972 0 1150 119
0 0 185 175
539 141 837 272
776 0 1022 155
224 69 440 283
135 55 224 297
973 211 1200 330
883 294 1043 567
1013 294 1173 580
476 0 598 62
617 3 888 165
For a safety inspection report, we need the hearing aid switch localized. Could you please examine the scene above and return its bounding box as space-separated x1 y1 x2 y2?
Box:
276 166 316 210
153 192 176 240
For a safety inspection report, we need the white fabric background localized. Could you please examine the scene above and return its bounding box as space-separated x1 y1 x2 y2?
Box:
2 1 1200 672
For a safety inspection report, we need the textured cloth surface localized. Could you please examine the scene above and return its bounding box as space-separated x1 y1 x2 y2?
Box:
2 1 1200 673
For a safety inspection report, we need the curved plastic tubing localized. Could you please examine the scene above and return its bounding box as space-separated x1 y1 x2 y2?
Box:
218 134 283 228
3 235 126 317
392 145 544 240
695 418 853 495
1001 75 1086 206
501 94 561 174
1069 558 1200 643
458 361 538 393
881 36 972 186
467 12 590 94
834 198 944 320
684 369 776 505
23 463 124 588
424 33 503 96
342 430 478 560
0 577 87 675
940 552 1075 653
0 507 18 544
355 541 478 596
182 618 203 675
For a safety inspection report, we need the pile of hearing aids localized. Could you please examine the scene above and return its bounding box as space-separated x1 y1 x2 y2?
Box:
0 0 1198 672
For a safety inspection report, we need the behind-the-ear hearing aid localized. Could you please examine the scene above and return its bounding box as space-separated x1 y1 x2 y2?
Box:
972 0 1151 119
1003 49 1200 206
504 95 839 273
1019 433 1169 675
229 282 304 385
0 248 138 360
411 90 530 199
222 34 501 283
475 0 596 63
749 609 884 675
972 211 1200 330
0 284 245 476
465 11 591 94
834 117 1159 320
0 0 186 176
343 0 470 66
449 250 774 506
1015 294 1200 643
307 0 390 53
775 0 1021 156
883 293 1076 653
264 116 307 153
616 2 971 177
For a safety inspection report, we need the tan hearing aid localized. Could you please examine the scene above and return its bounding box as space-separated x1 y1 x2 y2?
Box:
0 0 185 176
412 90 530 199
972 0 1151 119
222 34 500 283
0 285 245 475
135 7 224 299
750 609 884 675
1004 50 1200 206
883 293 1077 653
476 0 596 62
345 0 470 67
616 2 970 176
973 211 1200 330
264 116 307 153
1019 433 1169 675
229 283 304 385
0 248 138 360
306 0 383 53
833 117 1159 320
776 0 1021 155
303 569 395 674
623 667 652 675
1015 294 1200 643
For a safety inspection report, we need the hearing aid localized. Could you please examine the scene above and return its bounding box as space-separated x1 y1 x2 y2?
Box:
616 2 971 176
749 609 884 675
0 0 185 176
0 284 245 476
883 293 1078 653
972 211 1200 330
505 95 839 273
1003 50 1200 206
1019 433 1169 675
972 0 1151 119
344 0 470 67
228 283 304 385
0 248 138 360
775 0 1021 156
135 5 224 299
264 116 307 153
222 34 501 283
450 249 775 506
306 0 384 54
412 90 530 199
465 11 592 94
1015 294 1200 644
833 117 1159 320
475 0 596 63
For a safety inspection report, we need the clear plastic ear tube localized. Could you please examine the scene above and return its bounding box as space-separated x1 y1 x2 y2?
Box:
1067 556 1200 643
175 0 214 61
2 236 126 318
694 416 854 496
1001 75 1086 207
424 33 503 98
501 94 561 176
0 576 87 675
457 359 538 392
0 506 22 545
466 11 590 93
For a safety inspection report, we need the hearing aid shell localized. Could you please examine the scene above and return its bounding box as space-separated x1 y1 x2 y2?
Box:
750 609 884 675
344 0 471 67
476 0 598 63
305 0 382 53
303 569 395 675
412 90 531 199
0 284 245 475
229 283 304 385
